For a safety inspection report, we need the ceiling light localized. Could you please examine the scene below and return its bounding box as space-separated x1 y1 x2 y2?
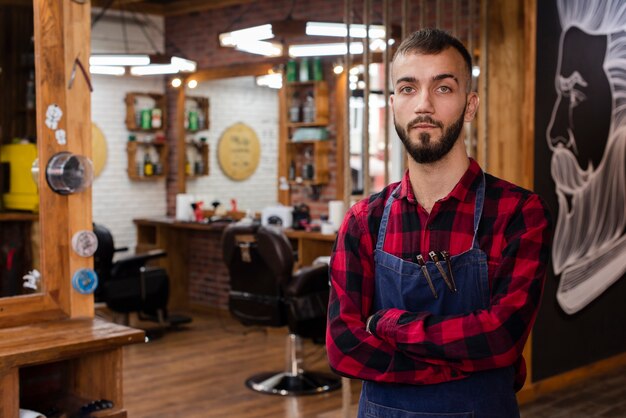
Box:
219 24 274 47
171 77 182 88
89 65 126 76
187 79 198 89
333 64 344 74
130 64 179 76
256 73 283 89
306 22 386 39
89 54 150 66
288 42 364 57
235 40 283 57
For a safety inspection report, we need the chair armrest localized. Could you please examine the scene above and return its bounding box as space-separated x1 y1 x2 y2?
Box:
285 263 329 297
111 249 167 278
284 263 330 334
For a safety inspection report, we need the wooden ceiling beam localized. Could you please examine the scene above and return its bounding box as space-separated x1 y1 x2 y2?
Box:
91 0 252 16
160 0 254 16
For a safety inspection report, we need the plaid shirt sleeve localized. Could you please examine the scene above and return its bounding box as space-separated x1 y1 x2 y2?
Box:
326 187 552 386
326 200 470 384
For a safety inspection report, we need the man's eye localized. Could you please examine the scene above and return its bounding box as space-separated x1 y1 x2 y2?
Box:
399 86 414 94
437 86 452 93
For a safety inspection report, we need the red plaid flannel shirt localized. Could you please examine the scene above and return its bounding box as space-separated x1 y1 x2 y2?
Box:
326 159 552 390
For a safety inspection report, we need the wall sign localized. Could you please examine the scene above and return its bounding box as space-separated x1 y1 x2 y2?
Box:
217 122 261 181
533 0 626 381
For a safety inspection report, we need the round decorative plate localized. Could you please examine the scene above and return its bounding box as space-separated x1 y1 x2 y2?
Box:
217 122 260 181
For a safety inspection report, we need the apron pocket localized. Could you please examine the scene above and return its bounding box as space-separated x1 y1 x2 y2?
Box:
364 400 474 418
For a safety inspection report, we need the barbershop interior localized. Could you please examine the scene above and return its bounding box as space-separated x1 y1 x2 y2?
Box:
1 0 625 417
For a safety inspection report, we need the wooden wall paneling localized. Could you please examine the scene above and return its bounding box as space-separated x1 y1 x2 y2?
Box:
69 349 124 405
485 0 530 188
0 368 19 417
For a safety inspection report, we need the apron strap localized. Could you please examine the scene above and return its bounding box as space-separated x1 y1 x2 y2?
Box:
375 185 401 251
471 173 486 250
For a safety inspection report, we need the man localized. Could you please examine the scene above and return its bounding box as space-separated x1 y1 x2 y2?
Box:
547 0 626 314
326 29 552 417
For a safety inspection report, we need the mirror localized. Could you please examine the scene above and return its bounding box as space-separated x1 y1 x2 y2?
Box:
0 2 41 298
182 74 280 215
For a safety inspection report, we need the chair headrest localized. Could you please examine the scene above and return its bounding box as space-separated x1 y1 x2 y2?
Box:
222 223 294 279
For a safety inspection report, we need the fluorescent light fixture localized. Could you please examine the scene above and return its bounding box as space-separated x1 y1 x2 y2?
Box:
89 54 150 66
235 40 283 57
306 22 386 39
289 42 364 57
256 73 283 89
219 24 274 47
130 64 179 76
171 57 197 72
89 65 126 76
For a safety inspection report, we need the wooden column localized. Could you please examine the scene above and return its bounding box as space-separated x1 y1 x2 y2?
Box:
34 0 93 318
483 0 533 189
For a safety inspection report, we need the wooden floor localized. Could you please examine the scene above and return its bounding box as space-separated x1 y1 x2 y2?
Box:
119 311 626 418
120 311 361 418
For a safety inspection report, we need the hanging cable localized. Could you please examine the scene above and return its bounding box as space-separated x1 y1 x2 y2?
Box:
91 0 115 29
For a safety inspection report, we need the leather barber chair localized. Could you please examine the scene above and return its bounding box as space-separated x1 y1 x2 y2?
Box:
222 223 341 395
93 223 191 333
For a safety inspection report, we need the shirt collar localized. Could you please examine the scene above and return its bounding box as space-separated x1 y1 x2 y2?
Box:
397 158 483 205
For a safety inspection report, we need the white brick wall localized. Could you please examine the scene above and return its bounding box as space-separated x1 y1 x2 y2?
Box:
91 11 166 255
185 77 279 214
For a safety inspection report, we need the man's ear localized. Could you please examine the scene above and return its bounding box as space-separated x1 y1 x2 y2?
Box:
464 92 479 122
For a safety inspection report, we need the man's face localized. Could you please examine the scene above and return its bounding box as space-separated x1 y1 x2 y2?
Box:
390 47 478 164
547 27 612 170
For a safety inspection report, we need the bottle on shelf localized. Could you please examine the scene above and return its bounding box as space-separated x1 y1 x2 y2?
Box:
299 58 310 82
143 148 154 176
151 108 162 129
302 147 314 180
288 159 296 181
140 108 152 130
289 92 301 123
188 110 199 131
197 110 205 130
313 57 323 81
302 91 316 123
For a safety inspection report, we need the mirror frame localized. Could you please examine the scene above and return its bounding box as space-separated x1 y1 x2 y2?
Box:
0 0 93 328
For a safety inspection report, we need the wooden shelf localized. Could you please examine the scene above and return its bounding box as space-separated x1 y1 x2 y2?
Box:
185 142 209 177
126 141 169 180
125 92 167 131
2 318 144 417
285 80 329 126
185 95 210 132
286 140 330 185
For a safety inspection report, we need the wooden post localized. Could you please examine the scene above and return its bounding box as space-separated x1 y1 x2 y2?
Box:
34 0 93 318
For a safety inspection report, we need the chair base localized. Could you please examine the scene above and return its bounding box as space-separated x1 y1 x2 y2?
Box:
245 371 341 396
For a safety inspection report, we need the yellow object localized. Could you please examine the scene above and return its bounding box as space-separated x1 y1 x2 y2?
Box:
0 143 39 212
91 123 108 178
217 122 261 181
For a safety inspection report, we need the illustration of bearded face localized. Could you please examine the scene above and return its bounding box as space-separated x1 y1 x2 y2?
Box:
546 25 626 314
547 27 612 187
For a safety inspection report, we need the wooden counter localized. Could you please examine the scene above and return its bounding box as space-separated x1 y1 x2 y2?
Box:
1 318 144 417
133 218 336 311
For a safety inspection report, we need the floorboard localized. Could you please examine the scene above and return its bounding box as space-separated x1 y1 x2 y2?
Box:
119 311 626 417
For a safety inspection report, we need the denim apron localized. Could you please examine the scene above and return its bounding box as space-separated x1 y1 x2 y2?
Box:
358 175 519 418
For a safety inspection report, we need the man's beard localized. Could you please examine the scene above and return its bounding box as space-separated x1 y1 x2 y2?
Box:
395 109 466 164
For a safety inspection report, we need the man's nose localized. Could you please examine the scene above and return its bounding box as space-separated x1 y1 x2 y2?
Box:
548 95 570 147
413 90 435 114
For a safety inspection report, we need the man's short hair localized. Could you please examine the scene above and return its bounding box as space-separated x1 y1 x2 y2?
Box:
393 28 473 89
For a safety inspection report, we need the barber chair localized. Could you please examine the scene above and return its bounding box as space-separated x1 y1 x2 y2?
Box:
222 223 341 396
92 223 192 332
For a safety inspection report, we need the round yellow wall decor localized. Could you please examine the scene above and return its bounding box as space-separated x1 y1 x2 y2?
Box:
217 122 261 181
